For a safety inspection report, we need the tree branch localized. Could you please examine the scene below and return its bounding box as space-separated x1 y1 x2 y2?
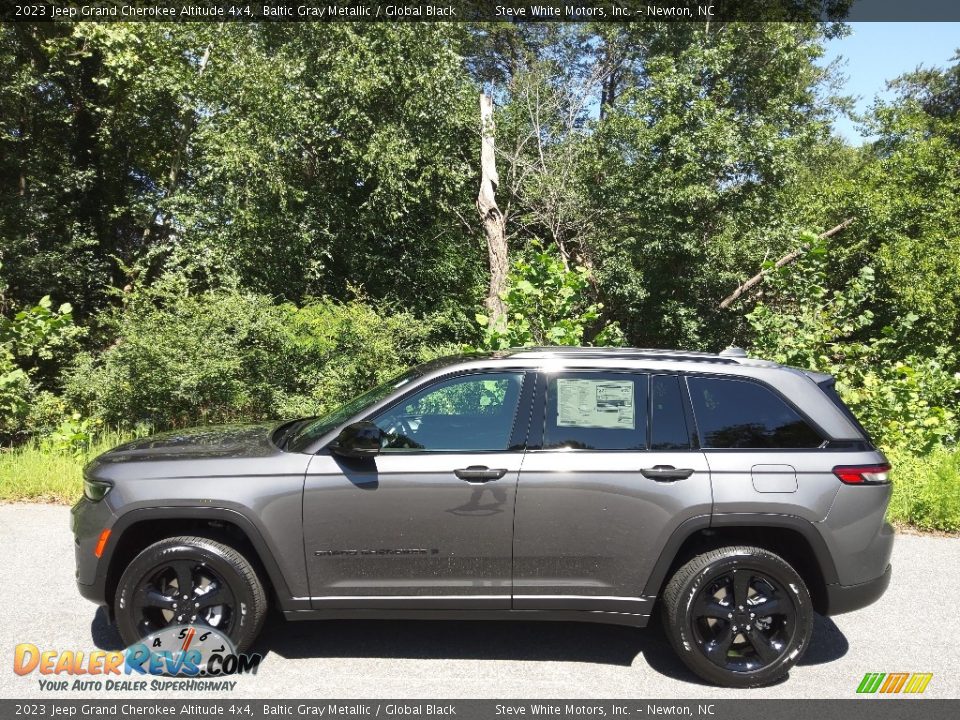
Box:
718 218 854 310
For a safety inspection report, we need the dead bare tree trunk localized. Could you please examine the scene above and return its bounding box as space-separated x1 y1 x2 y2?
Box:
719 218 854 310
477 92 508 331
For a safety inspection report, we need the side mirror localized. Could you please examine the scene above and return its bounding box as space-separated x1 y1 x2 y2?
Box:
329 421 383 459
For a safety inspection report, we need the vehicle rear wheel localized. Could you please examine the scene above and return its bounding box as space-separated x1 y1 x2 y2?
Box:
115 536 267 653
661 545 813 688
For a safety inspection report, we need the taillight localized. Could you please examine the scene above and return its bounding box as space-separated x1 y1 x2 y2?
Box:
833 463 891 485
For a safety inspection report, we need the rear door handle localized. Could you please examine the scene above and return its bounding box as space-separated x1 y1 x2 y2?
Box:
454 466 508 482
640 465 695 481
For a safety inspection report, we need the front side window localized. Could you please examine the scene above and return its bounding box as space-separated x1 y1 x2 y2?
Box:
688 377 823 449
543 373 649 450
372 373 524 451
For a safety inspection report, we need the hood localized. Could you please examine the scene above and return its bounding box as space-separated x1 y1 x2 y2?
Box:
92 423 280 465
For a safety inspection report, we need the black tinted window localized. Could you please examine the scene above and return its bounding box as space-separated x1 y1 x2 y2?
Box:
544 373 648 450
651 375 692 450
372 373 524 451
688 377 823 449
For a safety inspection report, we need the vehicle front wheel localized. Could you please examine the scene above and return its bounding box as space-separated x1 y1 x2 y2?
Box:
115 536 267 652
661 545 813 688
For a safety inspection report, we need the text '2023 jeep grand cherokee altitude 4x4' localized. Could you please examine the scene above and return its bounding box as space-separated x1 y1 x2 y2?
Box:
72 347 893 687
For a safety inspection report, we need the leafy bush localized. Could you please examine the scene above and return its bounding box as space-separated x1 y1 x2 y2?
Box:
1 262 82 443
746 246 960 452
64 284 438 431
279 296 441 418
476 242 625 350
886 447 960 532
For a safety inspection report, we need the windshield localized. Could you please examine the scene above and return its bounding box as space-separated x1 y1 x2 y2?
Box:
284 368 423 452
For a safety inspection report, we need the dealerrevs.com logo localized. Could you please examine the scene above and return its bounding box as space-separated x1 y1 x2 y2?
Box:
13 625 261 692
856 672 933 694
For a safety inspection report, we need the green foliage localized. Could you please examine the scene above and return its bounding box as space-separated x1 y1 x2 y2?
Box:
747 250 960 453
1 21 959 533
280 294 440 418
886 447 960 533
0 430 134 503
475 243 624 350
40 412 102 458
1 263 81 442
63 283 437 431
588 23 836 349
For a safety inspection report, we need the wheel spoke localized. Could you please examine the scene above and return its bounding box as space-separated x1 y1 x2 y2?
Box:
196 582 226 608
695 595 730 619
173 562 196 600
745 627 781 664
750 595 784 617
733 568 752 606
142 587 177 610
702 624 734 666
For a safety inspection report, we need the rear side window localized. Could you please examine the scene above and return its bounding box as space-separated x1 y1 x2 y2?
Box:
819 379 872 441
544 373 648 450
651 375 692 450
688 377 823 449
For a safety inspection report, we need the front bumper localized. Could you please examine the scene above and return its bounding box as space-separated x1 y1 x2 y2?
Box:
823 563 892 615
71 497 114 607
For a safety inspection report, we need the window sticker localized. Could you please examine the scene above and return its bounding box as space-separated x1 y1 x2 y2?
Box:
556 378 635 429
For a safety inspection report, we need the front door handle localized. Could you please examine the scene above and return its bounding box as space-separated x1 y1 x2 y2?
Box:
640 465 695 481
454 466 508 482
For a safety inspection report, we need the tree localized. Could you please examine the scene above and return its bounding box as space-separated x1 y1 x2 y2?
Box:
478 92 508 331
586 22 838 349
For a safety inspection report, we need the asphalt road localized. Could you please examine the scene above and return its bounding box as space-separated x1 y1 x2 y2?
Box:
1 503 957 699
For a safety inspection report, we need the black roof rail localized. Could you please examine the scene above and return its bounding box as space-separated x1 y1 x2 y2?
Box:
502 347 740 364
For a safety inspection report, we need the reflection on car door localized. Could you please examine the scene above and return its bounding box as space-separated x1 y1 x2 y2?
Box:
513 372 712 618
302 371 531 610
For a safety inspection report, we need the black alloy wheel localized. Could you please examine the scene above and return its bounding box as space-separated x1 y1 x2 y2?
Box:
130 559 238 637
115 536 268 652
661 545 814 688
690 567 796 673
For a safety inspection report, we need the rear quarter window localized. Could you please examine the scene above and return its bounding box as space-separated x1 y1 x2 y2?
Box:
687 376 823 449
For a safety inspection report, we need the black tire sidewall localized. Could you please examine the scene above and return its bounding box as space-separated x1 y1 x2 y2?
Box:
670 549 814 688
115 538 262 652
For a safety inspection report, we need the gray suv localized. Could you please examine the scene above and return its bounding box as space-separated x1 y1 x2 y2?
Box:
72 347 893 687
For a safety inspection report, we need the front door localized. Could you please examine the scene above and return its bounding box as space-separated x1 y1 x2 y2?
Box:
303 371 529 610
513 372 712 617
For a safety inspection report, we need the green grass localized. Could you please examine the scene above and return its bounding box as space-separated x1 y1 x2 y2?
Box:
0 433 130 504
2 435 959 533
887 446 960 533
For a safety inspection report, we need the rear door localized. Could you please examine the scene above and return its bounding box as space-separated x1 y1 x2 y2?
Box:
513 371 712 616
685 375 839 522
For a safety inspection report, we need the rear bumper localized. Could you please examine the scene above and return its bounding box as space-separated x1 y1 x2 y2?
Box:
823 563 891 615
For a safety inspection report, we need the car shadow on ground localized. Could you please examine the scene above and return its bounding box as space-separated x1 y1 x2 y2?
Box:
90 608 848 686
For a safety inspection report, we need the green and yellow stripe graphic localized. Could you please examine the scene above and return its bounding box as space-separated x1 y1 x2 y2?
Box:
856 672 933 694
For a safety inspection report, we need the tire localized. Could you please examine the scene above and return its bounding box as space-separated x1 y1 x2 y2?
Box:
115 536 267 653
661 545 813 688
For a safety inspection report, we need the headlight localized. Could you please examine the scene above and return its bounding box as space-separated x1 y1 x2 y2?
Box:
83 478 112 502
